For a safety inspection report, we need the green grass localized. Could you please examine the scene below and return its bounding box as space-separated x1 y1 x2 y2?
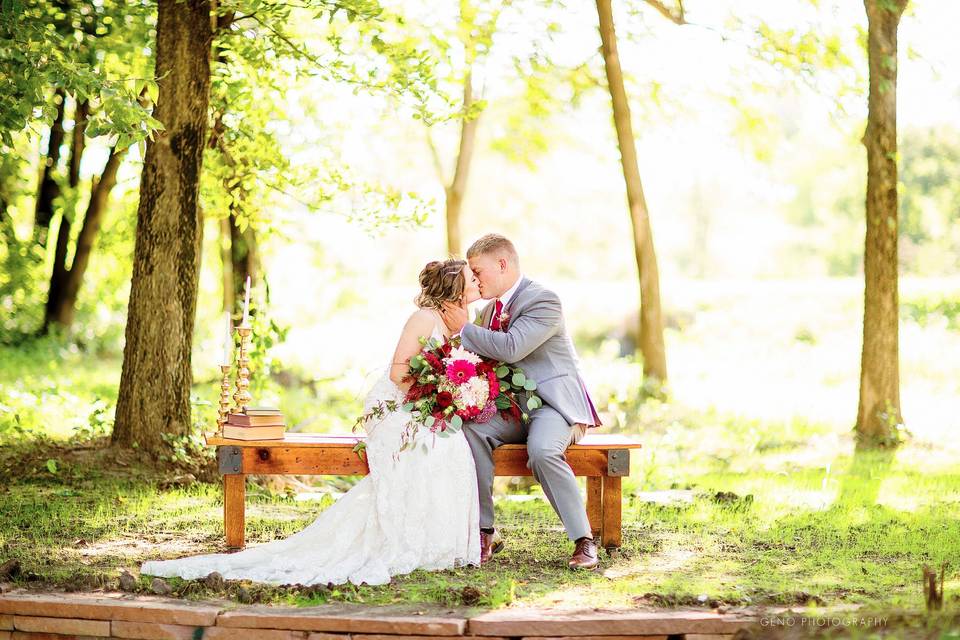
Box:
2 309 960 614
2 416 959 611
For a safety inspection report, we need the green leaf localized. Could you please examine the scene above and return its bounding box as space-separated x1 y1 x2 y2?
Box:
511 372 526 387
46 459 58 474
495 396 512 410
450 414 463 431
402 403 415 412
425 415 436 427
496 366 510 378
526 397 540 411
523 379 537 391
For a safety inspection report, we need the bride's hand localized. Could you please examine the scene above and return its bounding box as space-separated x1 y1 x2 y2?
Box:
440 299 469 333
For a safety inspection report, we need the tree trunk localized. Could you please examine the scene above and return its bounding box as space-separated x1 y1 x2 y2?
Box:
856 0 908 448
33 88 67 247
68 101 88 186
229 210 259 309
47 146 126 327
43 100 90 332
219 216 233 313
444 70 479 257
112 0 212 454
595 0 668 386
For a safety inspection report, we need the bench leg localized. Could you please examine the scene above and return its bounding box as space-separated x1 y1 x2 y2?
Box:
586 476 602 540
600 475 622 551
224 474 246 549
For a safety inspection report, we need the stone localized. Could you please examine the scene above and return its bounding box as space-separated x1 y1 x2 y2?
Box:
467 608 754 636
0 615 10 631
0 593 220 626
13 614 110 636
204 572 225 591
111 620 201 640
0 562 19 581
119 571 138 592
150 578 172 596
217 606 466 635
204 627 308 640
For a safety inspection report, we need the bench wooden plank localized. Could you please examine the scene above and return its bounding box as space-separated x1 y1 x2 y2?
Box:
218 444 617 477
601 476 622 548
225 474 246 549
586 477 602 539
205 432 642 450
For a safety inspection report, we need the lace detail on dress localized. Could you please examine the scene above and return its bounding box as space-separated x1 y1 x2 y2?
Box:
141 313 479 585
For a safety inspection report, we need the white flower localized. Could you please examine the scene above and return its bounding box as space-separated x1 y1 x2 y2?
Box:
446 346 483 365
456 376 490 409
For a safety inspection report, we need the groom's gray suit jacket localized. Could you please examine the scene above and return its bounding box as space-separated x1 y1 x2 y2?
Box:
460 277 600 427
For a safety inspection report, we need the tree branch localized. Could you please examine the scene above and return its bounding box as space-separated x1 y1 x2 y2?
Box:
425 131 446 184
643 0 686 25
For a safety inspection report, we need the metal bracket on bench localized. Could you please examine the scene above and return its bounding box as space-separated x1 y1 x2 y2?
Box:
607 449 630 476
218 446 243 475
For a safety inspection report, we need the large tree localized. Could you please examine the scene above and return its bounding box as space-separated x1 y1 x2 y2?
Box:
855 0 909 448
112 0 213 452
595 0 668 388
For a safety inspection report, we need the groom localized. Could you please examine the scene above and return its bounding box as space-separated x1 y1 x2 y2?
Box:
441 233 602 570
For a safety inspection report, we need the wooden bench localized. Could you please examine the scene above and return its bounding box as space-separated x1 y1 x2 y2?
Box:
204 432 641 553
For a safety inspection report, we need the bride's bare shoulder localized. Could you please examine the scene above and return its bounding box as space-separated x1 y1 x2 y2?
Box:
402 308 438 330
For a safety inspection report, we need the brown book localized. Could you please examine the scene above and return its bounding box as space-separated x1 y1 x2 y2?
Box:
222 424 286 440
243 406 282 416
227 413 286 427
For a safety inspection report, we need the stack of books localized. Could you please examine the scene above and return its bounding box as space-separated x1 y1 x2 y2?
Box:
222 406 286 440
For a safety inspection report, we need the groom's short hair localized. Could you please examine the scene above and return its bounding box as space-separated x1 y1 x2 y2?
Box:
467 233 519 267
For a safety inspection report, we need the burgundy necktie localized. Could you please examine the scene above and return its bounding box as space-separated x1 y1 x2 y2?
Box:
490 299 504 331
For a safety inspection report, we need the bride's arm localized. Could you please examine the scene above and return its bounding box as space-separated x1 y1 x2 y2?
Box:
389 310 436 391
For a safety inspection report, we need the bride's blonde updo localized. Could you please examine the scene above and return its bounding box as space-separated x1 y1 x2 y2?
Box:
415 259 467 310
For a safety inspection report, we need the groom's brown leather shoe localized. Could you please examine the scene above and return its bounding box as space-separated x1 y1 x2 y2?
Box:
480 529 504 564
569 537 599 570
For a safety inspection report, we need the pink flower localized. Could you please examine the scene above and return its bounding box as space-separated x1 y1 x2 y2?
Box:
487 371 500 397
446 360 477 385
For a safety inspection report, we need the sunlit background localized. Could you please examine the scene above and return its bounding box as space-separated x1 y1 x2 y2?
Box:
4 1 959 448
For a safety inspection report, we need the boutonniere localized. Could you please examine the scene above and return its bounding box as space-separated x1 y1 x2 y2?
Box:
497 311 510 332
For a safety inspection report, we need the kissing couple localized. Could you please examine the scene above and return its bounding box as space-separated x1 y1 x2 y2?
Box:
142 233 603 586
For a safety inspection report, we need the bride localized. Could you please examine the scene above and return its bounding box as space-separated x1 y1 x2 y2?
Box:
141 259 483 586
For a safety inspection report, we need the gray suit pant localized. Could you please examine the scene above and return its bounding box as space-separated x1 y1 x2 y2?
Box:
463 405 592 541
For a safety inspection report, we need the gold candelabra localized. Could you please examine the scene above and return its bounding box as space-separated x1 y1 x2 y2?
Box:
232 323 253 413
216 364 232 436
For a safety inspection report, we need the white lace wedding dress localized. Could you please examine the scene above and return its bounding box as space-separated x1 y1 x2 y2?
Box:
141 313 480 586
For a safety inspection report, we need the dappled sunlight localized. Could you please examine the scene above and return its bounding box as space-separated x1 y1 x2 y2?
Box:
602 547 699 581
74 535 215 563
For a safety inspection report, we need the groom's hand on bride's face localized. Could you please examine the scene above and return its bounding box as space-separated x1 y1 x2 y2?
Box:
440 303 469 332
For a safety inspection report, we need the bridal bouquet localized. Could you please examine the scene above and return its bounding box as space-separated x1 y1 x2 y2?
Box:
357 335 542 453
